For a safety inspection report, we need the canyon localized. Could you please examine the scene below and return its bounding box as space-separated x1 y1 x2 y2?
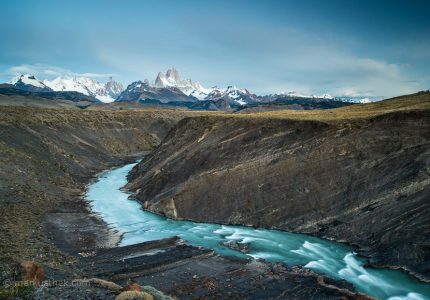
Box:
127 91 430 281
0 91 429 298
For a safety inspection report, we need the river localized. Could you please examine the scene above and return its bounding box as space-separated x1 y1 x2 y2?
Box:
86 162 430 300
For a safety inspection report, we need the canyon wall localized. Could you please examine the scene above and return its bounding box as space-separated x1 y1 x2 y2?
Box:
127 92 430 280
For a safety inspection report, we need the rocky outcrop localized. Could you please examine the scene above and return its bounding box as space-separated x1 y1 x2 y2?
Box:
74 237 374 300
127 92 430 280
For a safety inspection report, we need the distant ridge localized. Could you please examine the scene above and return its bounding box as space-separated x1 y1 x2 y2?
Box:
4 69 375 110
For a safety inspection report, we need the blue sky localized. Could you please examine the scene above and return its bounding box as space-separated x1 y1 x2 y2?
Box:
0 0 429 97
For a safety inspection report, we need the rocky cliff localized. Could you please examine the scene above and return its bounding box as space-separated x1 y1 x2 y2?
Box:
127 91 430 280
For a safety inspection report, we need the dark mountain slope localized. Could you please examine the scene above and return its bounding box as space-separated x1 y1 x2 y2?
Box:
0 84 100 102
116 81 196 103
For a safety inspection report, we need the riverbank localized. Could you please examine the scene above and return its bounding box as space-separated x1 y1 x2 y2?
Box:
87 162 430 299
41 161 377 300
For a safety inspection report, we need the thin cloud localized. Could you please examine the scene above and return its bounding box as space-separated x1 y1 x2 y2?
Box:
4 64 116 80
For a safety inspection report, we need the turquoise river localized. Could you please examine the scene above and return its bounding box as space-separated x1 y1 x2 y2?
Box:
86 162 430 300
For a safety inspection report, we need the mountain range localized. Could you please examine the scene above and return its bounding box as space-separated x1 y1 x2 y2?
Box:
116 68 358 110
3 69 374 110
8 74 124 102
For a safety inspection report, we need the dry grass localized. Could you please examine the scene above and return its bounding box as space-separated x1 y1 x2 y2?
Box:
0 106 210 125
223 91 430 121
0 91 428 125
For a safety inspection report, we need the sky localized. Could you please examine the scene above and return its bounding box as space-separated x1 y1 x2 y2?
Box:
0 0 429 97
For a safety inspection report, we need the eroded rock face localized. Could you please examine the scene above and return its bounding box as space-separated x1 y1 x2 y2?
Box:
127 106 430 279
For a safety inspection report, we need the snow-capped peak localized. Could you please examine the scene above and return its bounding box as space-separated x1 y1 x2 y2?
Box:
9 74 51 90
278 90 334 100
104 77 124 99
153 68 211 100
44 76 97 96
334 96 382 103
315 93 333 99
166 67 181 83
279 91 309 98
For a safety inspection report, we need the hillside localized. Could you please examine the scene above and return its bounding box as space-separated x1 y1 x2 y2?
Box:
127 91 430 280
0 107 198 273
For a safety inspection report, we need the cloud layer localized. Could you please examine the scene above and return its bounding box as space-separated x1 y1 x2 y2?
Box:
3 64 115 80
